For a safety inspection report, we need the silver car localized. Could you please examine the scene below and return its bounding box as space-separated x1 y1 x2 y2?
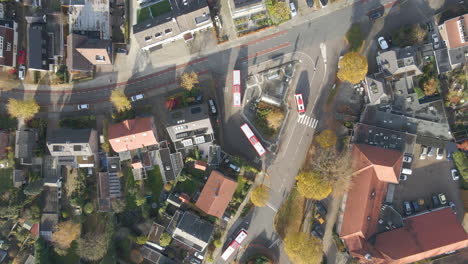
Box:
131 94 144 102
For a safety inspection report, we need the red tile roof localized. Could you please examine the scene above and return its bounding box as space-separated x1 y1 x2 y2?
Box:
108 117 158 152
353 144 403 184
375 208 468 264
195 170 238 218
194 160 207 171
443 14 468 49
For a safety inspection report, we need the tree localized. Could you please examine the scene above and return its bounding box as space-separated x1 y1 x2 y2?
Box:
337 52 368 84
130 249 144 264
247 255 272 264
312 148 352 194
110 90 131 112
7 98 40 121
23 180 43 196
315 129 337 149
180 72 199 91
111 198 126 213
35 237 50 264
76 233 109 261
296 171 332 200
453 151 468 180
250 185 269 207
52 221 81 252
284 232 323 264
83 202 94 214
135 193 146 207
457 140 468 151
422 77 438 96
163 182 173 192
135 235 147 245
266 0 290 23
159 232 172 247
213 239 222 248
394 24 427 46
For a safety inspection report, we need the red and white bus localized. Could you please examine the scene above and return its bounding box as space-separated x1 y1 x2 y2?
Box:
233 70 241 107
294 93 306 115
221 229 248 261
240 123 266 157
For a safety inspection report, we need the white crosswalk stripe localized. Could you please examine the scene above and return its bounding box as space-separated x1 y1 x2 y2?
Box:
297 115 318 128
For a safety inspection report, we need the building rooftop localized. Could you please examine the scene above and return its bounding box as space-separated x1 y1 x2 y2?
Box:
40 213 58 232
47 128 93 144
108 117 158 152
0 19 15 67
28 24 50 71
15 130 36 163
439 14 468 49
434 48 452 73
66 33 111 72
140 245 174 264
364 73 389 105
173 211 214 251
233 0 263 9
68 0 110 40
378 47 423 78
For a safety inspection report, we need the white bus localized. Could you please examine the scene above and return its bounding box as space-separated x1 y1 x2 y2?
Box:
221 229 248 261
233 70 241 107
240 123 266 157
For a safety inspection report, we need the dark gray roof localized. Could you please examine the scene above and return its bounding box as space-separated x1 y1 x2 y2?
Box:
140 245 174 264
107 156 121 174
448 46 468 66
176 211 214 244
159 148 175 182
15 130 35 160
47 128 92 144
66 34 93 71
40 213 58 232
28 25 50 71
434 48 452 73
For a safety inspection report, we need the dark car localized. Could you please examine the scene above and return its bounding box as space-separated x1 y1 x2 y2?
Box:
432 195 440 208
403 201 412 216
446 151 453 160
312 224 324 238
411 201 420 212
306 0 313 8
116 48 128 54
369 11 383 21
316 201 327 216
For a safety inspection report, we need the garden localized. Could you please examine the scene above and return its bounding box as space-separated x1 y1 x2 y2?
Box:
413 56 441 100
137 0 172 24
253 102 285 139
234 12 273 36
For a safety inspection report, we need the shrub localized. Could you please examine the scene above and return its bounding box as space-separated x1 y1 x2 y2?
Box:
83 202 94 214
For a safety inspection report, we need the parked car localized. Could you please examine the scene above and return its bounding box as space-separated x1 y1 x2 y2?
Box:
190 257 202 264
315 213 325 225
208 98 217 115
403 155 412 163
58 188 62 199
451 169 460 180
427 146 435 157
377 36 389 50
316 201 327 216
401 168 412 175
306 0 314 8
403 201 412 216
116 48 128 54
229 163 241 173
438 193 447 205
432 195 440 208
130 94 144 102
77 104 89 110
194 252 204 260
18 65 26 80
313 225 324 238
411 201 420 212
436 148 444 160
290 2 297 17
432 34 440 49
446 151 453 160
319 0 328 7
449 201 456 213
426 22 433 32
399 174 408 181
369 11 383 21
420 145 428 160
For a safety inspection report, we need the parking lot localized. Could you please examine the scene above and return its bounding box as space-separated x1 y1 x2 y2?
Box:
392 144 463 221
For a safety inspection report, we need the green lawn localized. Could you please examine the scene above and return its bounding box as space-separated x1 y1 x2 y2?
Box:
175 178 199 197
50 241 80 264
149 0 172 17
146 166 164 203
0 168 13 193
137 7 152 23
346 23 364 51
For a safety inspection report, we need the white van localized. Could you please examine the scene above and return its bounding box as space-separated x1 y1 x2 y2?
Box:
290 2 297 17
401 168 412 175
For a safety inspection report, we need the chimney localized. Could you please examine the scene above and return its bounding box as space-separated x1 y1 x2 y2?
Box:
123 119 134 131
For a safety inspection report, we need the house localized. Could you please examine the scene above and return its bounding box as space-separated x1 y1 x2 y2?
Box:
43 155 62 187
339 144 468 263
140 245 174 264
46 128 98 167
65 0 111 40
0 131 9 160
172 211 214 252
166 104 214 152
146 223 166 250
28 23 50 71
195 170 237 218
364 73 389 105
438 14 468 70
230 0 266 19
0 19 18 67
133 0 213 50
39 213 58 241
98 171 122 212
12 169 25 188
377 47 423 80
167 192 190 208
152 142 184 183
66 33 112 72
15 130 36 165
108 117 159 153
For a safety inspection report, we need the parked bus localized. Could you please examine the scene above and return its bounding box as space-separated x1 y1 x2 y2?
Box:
240 123 266 157
221 229 248 261
294 93 306 115
233 70 241 107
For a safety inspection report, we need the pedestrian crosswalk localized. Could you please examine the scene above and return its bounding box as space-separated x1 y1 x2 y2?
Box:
298 115 318 128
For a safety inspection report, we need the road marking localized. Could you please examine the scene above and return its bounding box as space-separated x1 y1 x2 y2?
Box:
268 238 281 248
266 203 278 213
298 115 318 128
236 30 288 49
239 42 292 61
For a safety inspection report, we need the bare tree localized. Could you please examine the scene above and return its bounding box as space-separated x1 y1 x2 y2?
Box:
312 148 353 194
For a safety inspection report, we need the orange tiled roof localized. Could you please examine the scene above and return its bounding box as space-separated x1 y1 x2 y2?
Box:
108 117 158 152
195 170 237 218
443 14 468 49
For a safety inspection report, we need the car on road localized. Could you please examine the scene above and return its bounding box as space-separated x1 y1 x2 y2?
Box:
377 36 389 50
427 146 435 157
403 201 412 216
18 65 26 80
290 2 297 17
77 104 89 110
403 155 412 163
306 0 313 8
436 148 444 160
438 193 447 205
432 34 440 49
451 169 460 180
130 94 144 102
432 194 440 208
399 174 408 181
420 145 428 160
294 93 306 115
369 11 383 21
208 98 217 115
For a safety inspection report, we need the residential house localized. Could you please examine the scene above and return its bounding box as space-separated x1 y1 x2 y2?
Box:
195 170 237 218
167 192 190 208
146 223 166 250
377 47 423 81
438 14 468 71
12 169 25 188
172 211 214 252
109 117 159 153
66 33 112 72
28 23 50 71
339 144 468 263
364 73 390 105
166 104 214 152
65 0 111 40
46 128 98 168
140 245 174 264
133 0 213 50
152 142 184 184
0 131 8 160
0 19 18 67
15 130 36 165
39 213 58 241
230 0 266 19
98 170 122 212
